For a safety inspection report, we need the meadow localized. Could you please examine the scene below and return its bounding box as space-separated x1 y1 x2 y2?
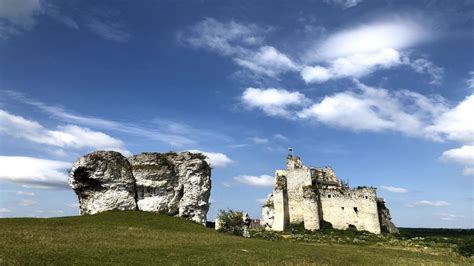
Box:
0 211 472 264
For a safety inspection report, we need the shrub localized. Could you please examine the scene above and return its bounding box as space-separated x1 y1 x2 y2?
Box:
216 209 244 236
457 238 474 257
320 220 333 230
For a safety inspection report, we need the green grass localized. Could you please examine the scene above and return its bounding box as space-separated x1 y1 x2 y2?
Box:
0 211 472 265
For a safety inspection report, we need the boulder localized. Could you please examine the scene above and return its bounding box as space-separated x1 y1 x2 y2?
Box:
69 151 137 214
128 152 211 224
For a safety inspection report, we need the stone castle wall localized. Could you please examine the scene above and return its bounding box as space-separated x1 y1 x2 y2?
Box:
319 188 381 234
286 167 312 223
261 155 396 234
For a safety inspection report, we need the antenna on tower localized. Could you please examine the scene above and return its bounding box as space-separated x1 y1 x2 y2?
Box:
288 147 293 157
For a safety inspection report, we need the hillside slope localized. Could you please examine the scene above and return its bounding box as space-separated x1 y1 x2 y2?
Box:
0 211 470 264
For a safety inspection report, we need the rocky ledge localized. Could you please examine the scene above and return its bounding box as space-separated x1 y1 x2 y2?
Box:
69 151 211 225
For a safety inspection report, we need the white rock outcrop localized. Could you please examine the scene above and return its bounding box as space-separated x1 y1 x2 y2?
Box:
129 152 211 225
69 151 211 224
69 151 137 215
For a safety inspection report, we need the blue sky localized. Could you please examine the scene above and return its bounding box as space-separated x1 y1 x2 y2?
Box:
0 0 473 228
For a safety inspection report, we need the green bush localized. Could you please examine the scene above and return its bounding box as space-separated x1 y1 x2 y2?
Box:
216 209 244 236
458 238 474 257
250 229 282 241
320 220 333 230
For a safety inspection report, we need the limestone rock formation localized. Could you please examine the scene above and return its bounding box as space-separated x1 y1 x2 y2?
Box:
261 193 275 229
129 152 211 224
69 151 137 215
377 198 399 233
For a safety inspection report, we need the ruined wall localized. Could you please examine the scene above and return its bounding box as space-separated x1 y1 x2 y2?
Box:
319 187 381 234
302 185 320 230
272 173 288 231
285 157 312 224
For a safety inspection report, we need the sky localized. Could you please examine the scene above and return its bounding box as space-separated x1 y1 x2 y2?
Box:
0 0 473 228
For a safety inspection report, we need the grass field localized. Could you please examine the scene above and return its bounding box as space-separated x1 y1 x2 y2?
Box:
0 211 472 264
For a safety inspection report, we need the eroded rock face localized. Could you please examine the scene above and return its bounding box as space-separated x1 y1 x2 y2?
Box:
69 151 137 215
377 198 399 234
261 193 275 229
129 152 211 225
69 150 211 225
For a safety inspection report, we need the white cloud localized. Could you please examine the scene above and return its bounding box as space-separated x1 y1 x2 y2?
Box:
0 156 70 188
235 46 299 77
86 17 130 42
16 191 35 196
380 185 409 193
441 145 474 166
0 208 11 213
0 0 42 25
181 18 298 78
440 145 474 176
234 174 274 187
0 109 129 155
408 58 444 85
2 90 229 147
406 200 450 207
301 17 439 83
463 167 474 176
307 18 431 61
242 87 309 117
301 48 403 83
467 71 474 89
187 150 233 168
427 95 474 145
256 198 267 204
439 213 464 221
323 0 362 9
17 199 37 206
181 18 265 56
66 203 79 208
273 134 288 141
298 82 447 136
251 137 269 144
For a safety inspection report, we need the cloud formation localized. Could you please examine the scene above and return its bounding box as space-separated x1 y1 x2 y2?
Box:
0 109 129 155
406 200 450 207
323 0 362 9
380 185 409 193
241 87 309 117
180 18 298 78
234 174 274 187
0 156 70 189
187 150 233 168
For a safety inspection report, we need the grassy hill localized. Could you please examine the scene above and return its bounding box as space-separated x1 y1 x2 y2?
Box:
0 211 472 264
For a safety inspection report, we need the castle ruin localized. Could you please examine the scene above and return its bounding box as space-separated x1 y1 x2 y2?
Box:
261 154 398 234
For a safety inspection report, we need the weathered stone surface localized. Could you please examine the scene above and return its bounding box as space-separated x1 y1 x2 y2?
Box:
261 193 275 229
262 154 397 234
128 152 211 225
377 198 399 233
69 151 137 215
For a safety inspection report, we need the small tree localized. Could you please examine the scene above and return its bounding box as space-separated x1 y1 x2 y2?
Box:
216 209 244 236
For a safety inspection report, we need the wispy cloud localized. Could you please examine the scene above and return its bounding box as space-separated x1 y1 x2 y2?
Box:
187 150 233 168
0 156 70 189
241 87 309 118
234 174 274 187
380 185 409 193
323 0 362 9
2 90 230 148
0 109 129 154
439 213 465 221
85 17 130 42
17 199 38 206
406 200 450 207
